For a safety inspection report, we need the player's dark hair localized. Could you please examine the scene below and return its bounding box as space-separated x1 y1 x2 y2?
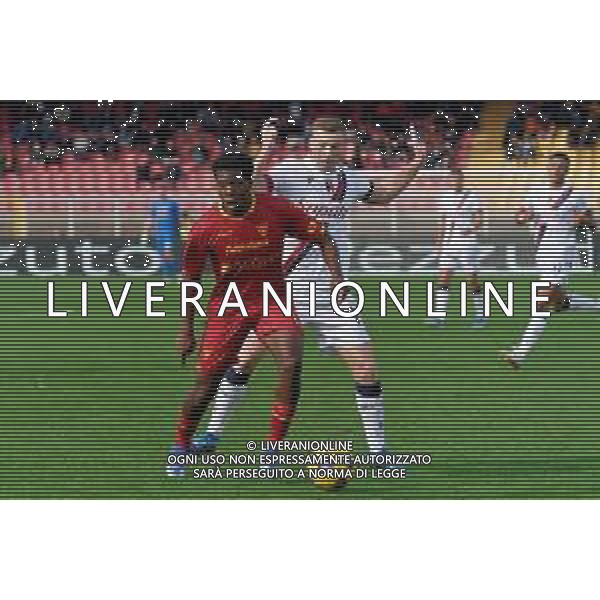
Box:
212 152 254 179
550 152 570 166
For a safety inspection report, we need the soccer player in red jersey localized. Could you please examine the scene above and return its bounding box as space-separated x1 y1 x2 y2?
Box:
167 153 343 476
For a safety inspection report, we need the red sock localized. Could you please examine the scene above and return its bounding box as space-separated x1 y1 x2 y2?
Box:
174 416 197 451
268 361 302 441
269 401 297 441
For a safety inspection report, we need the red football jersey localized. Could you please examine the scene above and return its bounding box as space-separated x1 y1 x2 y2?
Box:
183 193 324 311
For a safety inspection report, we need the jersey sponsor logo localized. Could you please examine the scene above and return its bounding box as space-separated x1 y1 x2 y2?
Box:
280 170 349 271
307 171 349 220
325 170 347 203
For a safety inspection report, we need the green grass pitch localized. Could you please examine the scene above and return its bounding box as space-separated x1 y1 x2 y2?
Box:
1 274 599 499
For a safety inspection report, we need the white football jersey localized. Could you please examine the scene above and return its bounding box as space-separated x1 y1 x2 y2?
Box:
525 183 586 252
439 191 481 247
268 157 373 279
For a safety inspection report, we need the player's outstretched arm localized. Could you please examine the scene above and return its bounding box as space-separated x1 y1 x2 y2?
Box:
361 124 428 205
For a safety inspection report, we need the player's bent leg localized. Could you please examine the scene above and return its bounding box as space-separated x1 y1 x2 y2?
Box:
334 343 386 454
502 287 552 369
167 371 224 476
168 316 255 475
194 332 268 451
502 315 549 369
259 325 303 442
504 282 600 369
548 282 599 315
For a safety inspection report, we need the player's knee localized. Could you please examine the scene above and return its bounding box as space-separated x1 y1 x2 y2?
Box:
272 401 294 421
192 373 209 391
545 286 569 313
352 366 378 382
276 353 302 375
340 351 377 382
237 336 268 372
275 335 303 370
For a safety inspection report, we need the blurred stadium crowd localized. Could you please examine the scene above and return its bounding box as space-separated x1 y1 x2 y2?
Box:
0 100 599 239
505 101 600 160
0 100 481 172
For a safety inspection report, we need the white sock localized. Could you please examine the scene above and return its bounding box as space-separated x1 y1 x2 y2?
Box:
434 288 449 317
206 367 249 437
472 292 484 318
355 383 385 453
512 316 548 361
567 294 600 313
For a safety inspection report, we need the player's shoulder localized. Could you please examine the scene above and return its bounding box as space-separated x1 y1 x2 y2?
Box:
269 156 311 178
187 204 220 234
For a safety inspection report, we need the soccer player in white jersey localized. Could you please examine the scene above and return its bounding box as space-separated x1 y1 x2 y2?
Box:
429 167 485 327
194 116 427 454
502 152 598 368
